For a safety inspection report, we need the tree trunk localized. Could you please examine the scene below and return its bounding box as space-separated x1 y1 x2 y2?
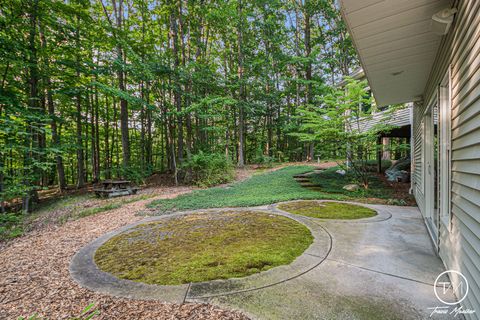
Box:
104 96 111 179
39 24 66 191
304 2 314 161
171 8 184 165
94 79 100 181
75 17 85 188
112 0 130 169
237 0 245 167
23 0 40 212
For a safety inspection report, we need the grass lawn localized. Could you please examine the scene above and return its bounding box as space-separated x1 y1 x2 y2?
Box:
278 201 377 219
149 165 412 213
94 210 313 285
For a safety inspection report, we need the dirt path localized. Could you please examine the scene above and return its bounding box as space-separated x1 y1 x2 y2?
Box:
0 186 248 319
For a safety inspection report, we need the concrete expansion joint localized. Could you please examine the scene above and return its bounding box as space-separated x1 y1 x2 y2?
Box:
322 257 436 287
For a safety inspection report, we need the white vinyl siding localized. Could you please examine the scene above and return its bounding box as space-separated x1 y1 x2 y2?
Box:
412 0 480 317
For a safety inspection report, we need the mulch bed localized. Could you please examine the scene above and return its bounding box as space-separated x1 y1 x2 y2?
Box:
0 186 249 320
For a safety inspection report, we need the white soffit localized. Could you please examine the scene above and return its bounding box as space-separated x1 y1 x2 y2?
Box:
340 0 454 106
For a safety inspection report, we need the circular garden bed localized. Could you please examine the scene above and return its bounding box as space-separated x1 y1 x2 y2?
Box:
277 201 377 220
94 210 313 285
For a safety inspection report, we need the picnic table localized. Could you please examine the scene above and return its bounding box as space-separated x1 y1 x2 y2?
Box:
94 180 139 198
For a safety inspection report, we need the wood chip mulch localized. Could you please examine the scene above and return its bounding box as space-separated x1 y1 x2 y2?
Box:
0 186 249 320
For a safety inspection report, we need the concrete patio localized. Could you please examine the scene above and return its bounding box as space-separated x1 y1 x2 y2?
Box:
71 202 457 319
189 203 457 319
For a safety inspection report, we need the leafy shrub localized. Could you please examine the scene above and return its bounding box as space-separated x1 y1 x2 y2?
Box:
0 212 23 240
253 146 276 167
254 154 276 167
182 152 235 187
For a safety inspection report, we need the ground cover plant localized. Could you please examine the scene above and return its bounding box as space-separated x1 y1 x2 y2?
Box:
94 210 313 285
149 166 348 213
149 165 413 214
277 201 376 219
308 166 405 201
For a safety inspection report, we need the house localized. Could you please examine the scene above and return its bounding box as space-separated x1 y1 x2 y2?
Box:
341 67 413 171
340 0 479 317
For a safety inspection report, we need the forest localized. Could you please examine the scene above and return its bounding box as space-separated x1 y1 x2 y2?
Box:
0 0 359 212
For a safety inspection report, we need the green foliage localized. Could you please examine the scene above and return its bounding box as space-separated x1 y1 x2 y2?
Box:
0 212 24 240
254 147 276 167
106 166 151 184
353 159 393 173
150 165 412 214
149 166 348 213
309 166 392 199
292 78 404 186
182 152 235 187
0 0 358 209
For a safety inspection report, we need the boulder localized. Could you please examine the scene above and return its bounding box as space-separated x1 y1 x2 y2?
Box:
386 158 411 182
343 184 360 191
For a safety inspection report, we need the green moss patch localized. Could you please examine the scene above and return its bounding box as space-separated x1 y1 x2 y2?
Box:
94 211 313 285
278 201 376 220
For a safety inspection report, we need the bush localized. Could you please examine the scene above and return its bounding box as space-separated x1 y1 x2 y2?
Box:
254 154 276 167
254 146 276 167
182 152 235 187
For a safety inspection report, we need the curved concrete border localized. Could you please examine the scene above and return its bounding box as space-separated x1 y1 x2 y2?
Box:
269 200 392 223
70 208 332 302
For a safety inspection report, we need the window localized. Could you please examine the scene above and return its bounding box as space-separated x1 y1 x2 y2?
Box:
438 70 452 229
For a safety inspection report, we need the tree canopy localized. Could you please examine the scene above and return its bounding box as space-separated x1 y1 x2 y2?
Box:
0 0 359 211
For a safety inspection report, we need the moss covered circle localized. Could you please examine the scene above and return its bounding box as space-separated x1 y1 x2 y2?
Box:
277 201 377 220
94 211 313 285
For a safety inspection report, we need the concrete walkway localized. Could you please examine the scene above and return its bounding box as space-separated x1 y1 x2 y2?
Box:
70 202 457 320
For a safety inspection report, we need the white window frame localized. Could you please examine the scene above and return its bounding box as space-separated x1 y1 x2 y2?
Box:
439 69 452 230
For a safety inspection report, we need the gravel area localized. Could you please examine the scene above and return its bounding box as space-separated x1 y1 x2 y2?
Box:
0 186 249 320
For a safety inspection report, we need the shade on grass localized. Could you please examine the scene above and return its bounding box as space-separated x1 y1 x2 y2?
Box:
278 201 377 219
149 166 348 213
94 211 313 285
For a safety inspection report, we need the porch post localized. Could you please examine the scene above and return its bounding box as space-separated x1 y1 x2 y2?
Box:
377 135 382 173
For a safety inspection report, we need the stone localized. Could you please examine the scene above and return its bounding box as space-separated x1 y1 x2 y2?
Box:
385 158 411 182
342 184 360 191
335 169 346 175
